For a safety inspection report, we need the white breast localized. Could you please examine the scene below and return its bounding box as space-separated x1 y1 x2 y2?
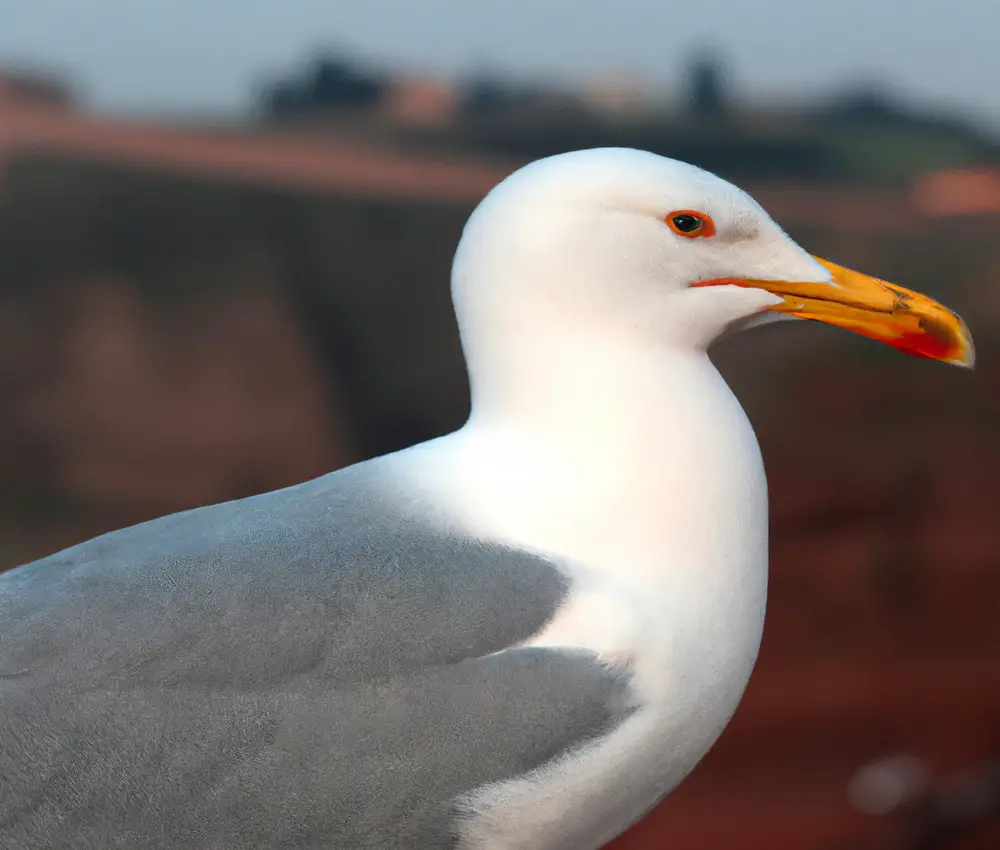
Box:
394 351 770 849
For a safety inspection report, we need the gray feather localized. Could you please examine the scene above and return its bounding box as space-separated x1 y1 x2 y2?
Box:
0 460 632 849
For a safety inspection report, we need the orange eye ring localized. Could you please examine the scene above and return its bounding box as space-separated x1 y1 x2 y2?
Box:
666 210 716 239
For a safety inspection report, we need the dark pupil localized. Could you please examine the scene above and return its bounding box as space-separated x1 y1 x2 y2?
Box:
672 214 701 233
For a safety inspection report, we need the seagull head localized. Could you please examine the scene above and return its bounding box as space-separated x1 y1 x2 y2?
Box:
452 147 974 374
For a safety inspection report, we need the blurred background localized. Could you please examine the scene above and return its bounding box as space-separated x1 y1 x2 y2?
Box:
1 2 999 848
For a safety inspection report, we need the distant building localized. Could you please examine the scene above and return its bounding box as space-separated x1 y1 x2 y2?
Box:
380 75 458 126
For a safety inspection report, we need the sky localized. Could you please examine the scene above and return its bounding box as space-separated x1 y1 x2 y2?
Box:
1 0 998 130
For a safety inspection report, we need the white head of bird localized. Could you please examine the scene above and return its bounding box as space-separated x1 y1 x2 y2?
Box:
452 147 973 426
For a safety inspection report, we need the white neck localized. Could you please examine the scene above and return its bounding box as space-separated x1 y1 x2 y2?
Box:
417 326 769 595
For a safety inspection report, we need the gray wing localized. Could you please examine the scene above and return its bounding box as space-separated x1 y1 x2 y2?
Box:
0 460 632 849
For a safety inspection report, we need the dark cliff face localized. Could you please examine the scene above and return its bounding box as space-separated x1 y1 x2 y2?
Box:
0 280 354 557
0 154 474 554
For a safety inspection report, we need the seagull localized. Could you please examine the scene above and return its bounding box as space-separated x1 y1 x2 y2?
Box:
0 148 973 850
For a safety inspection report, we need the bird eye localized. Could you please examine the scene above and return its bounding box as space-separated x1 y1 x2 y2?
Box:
667 210 716 239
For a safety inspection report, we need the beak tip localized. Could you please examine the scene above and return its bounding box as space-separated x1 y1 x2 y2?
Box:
947 320 975 369
956 319 975 369
954 350 976 371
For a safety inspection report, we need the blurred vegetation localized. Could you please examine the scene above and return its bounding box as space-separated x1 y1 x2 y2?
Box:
261 52 387 117
259 49 1000 187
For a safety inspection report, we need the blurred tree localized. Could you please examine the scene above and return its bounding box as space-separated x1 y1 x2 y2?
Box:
827 84 905 123
261 51 385 117
461 75 514 115
686 49 729 119
817 81 1000 183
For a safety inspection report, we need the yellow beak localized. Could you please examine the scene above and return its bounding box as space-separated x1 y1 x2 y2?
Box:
694 256 975 368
